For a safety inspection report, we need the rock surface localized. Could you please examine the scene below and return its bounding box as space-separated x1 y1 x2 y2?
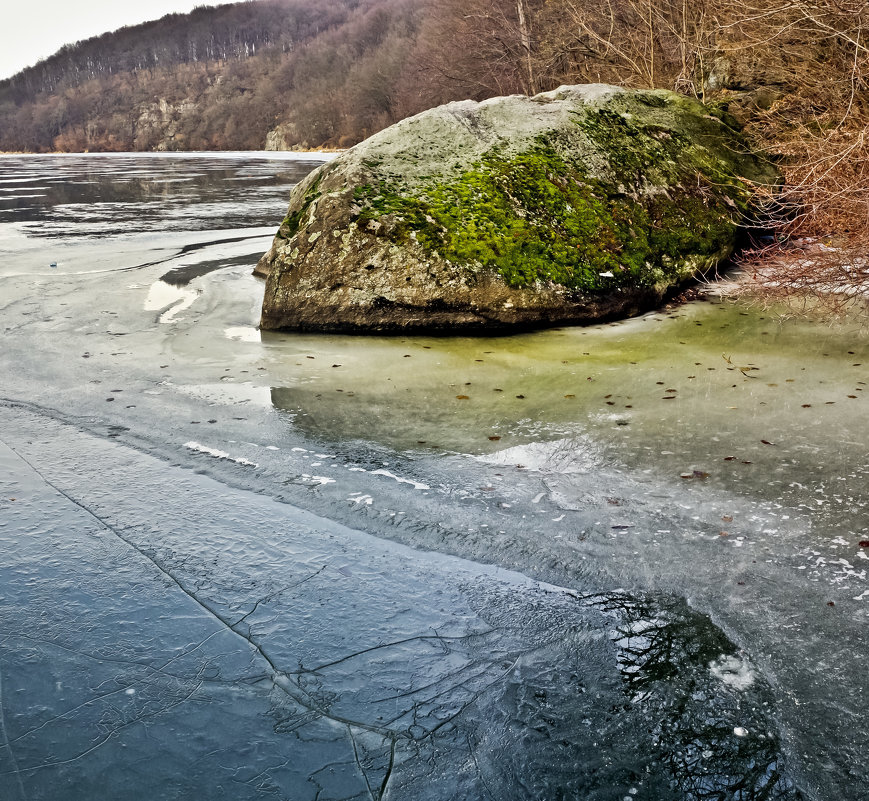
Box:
257 84 779 333
265 122 304 152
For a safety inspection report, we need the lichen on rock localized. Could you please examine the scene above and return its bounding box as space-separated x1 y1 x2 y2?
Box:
257 84 779 333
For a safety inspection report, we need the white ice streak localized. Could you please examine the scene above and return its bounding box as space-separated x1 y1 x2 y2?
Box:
367 468 429 490
301 474 336 486
184 441 258 467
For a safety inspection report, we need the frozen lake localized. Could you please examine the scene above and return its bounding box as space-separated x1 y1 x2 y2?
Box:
1 152 867 799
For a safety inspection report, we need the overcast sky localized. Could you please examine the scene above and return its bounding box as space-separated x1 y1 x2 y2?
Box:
0 0 240 81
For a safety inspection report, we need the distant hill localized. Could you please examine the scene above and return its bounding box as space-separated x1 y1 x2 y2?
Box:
8 0 713 155
0 0 435 152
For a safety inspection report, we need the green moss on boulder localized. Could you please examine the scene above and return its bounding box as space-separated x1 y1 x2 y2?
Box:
258 84 778 333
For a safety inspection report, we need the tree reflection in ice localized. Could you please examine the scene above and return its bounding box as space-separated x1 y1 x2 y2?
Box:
591 593 801 800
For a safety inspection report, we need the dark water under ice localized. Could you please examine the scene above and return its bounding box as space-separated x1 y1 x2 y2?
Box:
1 152 867 800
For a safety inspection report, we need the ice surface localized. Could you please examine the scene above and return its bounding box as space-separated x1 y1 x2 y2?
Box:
0 411 798 799
1 153 867 799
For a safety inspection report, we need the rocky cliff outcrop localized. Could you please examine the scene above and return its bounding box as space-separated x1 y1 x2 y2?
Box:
133 98 199 151
265 123 304 152
257 84 779 333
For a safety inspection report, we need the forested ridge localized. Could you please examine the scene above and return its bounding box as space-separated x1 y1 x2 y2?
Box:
2 0 864 158
2 0 868 303
0 0 429 152
3 4 310 97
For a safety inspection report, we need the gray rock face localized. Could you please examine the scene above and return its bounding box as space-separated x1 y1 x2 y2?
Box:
257 84 778 333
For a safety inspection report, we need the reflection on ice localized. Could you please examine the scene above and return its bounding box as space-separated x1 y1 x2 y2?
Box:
225 326 261 342
0 408 804 798
144 279 199 323
592 593 797 800
170 380 272 407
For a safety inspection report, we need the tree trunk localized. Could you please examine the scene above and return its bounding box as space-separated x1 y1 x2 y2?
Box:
516 0 536 94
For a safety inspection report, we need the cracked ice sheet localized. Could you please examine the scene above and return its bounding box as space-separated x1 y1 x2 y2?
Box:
0 407 798 800
0 438 333 801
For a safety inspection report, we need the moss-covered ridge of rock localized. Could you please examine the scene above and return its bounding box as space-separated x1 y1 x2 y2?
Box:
349 90 768 294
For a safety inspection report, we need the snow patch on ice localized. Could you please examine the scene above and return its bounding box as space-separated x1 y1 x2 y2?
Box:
224 326 260 342
709 654 756 690
798 546 868 586
476 438 595 474
145 280 200 323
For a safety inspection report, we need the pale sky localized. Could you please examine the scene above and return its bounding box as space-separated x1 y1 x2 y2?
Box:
0 0 241 81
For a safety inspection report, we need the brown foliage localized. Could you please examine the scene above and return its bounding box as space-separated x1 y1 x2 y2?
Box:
411 0 537 101
715 1 869 313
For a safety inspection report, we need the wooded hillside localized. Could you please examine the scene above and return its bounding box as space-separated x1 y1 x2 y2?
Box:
0 0 429 152
2 0 864 159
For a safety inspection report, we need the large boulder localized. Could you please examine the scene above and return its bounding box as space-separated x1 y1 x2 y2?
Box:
257 84 778 333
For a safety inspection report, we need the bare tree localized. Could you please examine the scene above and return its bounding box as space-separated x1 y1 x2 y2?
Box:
516 0 537 93
716 0 869 313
